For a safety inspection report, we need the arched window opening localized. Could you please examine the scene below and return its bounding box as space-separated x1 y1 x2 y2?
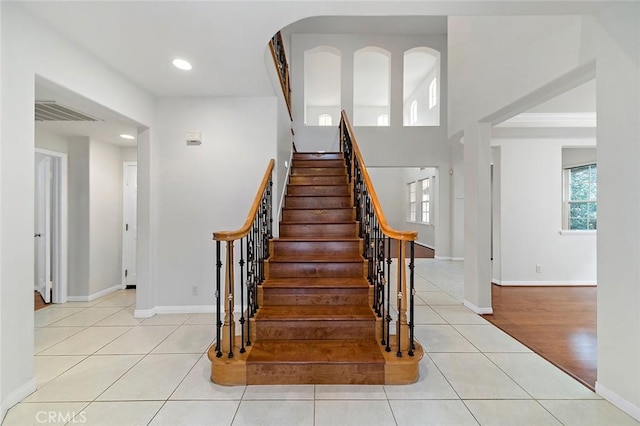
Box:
403 47 440 126
429 78 438 109
410 101 418 125
353 47 390 126
318 114 332 126
304 46 341 126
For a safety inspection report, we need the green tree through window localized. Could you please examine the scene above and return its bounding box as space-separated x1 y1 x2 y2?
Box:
568 164 597 230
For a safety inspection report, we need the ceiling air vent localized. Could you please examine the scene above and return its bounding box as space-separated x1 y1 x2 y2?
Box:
35 101 100 122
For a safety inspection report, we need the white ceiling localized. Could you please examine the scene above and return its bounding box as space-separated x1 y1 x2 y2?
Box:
35 79 140 147
285 16 448 35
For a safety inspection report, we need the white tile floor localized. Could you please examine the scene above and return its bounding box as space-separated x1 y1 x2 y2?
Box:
4 259 639 426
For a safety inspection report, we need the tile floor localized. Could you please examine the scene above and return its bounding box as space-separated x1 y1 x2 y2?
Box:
3 260 639 426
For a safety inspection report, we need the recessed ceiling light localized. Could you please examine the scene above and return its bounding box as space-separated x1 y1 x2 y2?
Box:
172 58 192 71
120 134 136 140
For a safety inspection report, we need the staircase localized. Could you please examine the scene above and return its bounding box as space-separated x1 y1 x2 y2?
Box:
247 152 384 384
209 148 423 385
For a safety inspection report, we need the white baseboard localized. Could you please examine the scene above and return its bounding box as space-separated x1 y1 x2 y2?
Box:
415 242 435 251
155 305 216 314
434 256 464 261
67 284 121 302
1 378 37 422
596 382 640 422
133 307 156 318
492 280 596 286
134 305 242 318
463 299 493 315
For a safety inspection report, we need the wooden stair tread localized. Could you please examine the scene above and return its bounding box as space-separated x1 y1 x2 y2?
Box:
247 340 384 364
262 277 369 288
280 221 356 225
269 255 363 263
275 237 361 242
257 305 375 320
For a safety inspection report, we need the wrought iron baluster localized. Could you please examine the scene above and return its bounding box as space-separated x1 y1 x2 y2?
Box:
396 239 403 358
239 237 246 354
226 241 234 359
385 236 392 352
409 240 415 356
215 241 222 358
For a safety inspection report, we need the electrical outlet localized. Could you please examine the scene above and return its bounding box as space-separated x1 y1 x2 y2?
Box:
192 285 199 296
536 265 542 273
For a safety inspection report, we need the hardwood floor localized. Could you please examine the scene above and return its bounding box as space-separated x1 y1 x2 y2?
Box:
389 241 434 259
34 291 48 311
483 284 597 390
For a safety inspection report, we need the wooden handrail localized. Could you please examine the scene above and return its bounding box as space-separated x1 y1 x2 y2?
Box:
213 159 275 241
341 111 417 242
269 32 292 119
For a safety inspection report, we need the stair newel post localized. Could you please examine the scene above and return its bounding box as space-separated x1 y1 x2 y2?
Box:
239 237 246 354
408 240 415 356
223 240 235 358
396 239 410 357
385 236 392 352
215 240 223 358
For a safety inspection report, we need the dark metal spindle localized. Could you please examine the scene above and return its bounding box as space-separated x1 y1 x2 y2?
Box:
409 240 415 356
215 241 222 358
397 240 403 358
227 242 234 359
385 236 392 352
239 238 246 354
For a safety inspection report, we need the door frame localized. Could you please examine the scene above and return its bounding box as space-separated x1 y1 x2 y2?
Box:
121 161 137 289
35 148 68 304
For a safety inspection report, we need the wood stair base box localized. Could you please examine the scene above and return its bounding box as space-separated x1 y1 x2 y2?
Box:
208 336 423 385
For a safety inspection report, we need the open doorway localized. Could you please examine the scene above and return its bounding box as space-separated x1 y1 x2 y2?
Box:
486 78 597 389
34 148 68 308
34 77 141 308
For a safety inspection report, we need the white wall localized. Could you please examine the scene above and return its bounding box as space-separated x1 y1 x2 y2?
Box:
89 139 123 294
403 66 439 127
492 135 597 285
367 168 405 229
67 138 91 297
152 97 277 309
591 4 640 416
448 6 640 416
122 147 137 163
448 15 593 137
34 127 69 153
290 32 452 257
562 147 596 167
0 4 154 413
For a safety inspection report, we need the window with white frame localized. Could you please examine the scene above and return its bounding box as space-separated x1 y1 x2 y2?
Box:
407 178 433 224
565 163 597 230
377 114 389 126
429 78 437 109
318 114 332 126
408 182 417 222
420 178 431 223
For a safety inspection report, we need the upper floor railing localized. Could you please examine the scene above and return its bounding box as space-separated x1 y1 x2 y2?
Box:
340 110 419 357
269 32 292 118
212 159 274 358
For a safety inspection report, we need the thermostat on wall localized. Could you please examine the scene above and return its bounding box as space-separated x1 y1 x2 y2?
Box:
186 132 202 146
